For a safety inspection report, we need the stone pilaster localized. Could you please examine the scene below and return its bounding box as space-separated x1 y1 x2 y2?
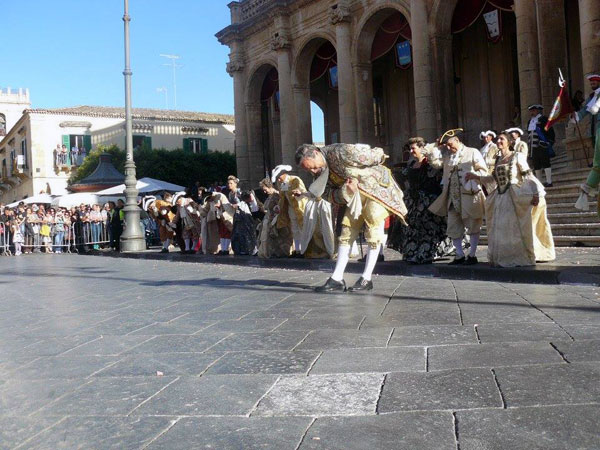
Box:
226 48 249 186
293 84 312 145
244 102 267 186
410 0 436 142
353 62 376 146
579 0 600 80
330 3 358 143
536 0 568 111
271 30 297 166
430 33 458 132
515 0 542 129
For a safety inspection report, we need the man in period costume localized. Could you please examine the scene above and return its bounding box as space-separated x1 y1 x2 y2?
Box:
527 104 555 187
429 129 488 265
295 143 407 292
143 196 176 253
272 165 308 256
574 74 600 211
479 130 498 174
506 127 529 158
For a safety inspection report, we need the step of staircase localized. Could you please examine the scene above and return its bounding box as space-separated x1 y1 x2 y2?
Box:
547 212 599 224
480 235 600 247
544 192 588 204
547 202 595 213
552 167 590 177
545 183 583 196
552 174 588 186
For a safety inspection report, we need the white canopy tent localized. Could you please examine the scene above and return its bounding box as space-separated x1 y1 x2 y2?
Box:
7 193 55 208
51 193 123 208
95 177 185 195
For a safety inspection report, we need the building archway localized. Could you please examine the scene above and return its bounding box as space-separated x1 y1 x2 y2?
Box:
293 37 340 146
355 7 414 163
246 63 279 184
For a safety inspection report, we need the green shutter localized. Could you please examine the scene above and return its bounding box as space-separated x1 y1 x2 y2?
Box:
143 136 152 150
201 138 208 154
62 135 70 148
83 135 92 151
183 138 191 153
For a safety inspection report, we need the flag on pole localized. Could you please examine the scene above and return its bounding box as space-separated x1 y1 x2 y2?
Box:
545 69 575 131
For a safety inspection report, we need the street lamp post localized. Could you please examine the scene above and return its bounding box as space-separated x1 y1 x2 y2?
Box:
119 0 145 252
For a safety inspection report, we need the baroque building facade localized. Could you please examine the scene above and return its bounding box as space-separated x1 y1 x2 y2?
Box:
0 102 234 203
217 0 599 188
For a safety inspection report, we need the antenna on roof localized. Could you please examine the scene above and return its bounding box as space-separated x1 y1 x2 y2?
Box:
160 54 182 109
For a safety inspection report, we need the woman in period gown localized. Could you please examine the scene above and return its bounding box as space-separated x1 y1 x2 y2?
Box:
388 137 451 264
466 131 555 267
257 178 293 258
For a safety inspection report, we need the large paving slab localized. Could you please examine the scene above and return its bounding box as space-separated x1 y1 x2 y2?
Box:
254 373 384 417
456 405 600 450
2 254 600 449
299 412 456 450
378 368 502 412
146 417 311 450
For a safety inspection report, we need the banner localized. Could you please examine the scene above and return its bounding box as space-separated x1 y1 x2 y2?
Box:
395 41 412 69
328 66 338 89
483 9 502 43
545 84 574 131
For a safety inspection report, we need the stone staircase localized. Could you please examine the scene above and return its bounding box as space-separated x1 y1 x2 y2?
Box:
482 152 600 247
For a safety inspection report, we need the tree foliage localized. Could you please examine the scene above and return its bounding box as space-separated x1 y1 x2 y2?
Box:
69 145 237 189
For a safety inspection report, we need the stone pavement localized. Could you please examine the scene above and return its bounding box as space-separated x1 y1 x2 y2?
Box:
1 255 599 449
97 245 600 286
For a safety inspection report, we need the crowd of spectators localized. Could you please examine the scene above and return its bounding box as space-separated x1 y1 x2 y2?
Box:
0 200 125 255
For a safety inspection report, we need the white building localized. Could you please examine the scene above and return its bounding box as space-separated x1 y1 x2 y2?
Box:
0 98 235 203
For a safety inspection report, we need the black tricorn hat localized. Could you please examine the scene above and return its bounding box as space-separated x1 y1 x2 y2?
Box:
439 128 464 144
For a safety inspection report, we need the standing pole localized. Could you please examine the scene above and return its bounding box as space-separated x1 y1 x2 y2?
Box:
120 0 145 252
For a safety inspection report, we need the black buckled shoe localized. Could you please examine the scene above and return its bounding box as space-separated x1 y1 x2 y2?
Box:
348 277 373 292
449 257 465 265
464 255 478 265
314 278 346 293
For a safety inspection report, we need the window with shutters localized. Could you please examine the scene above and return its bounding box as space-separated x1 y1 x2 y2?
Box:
20 139 28 169
132 135 152 150
188 138 208 154
0 114 6 136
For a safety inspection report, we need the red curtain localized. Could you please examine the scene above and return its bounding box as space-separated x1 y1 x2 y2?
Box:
260 68 279 101
451 0 513 34
310 42 337 83
371 12 412 62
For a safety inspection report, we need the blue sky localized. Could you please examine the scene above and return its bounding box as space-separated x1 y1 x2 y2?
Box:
3 0 325 142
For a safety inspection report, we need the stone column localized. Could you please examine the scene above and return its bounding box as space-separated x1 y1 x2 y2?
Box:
353 62 376 146
293 84 312 145
245 102 266 186
536 0 568 110
430 33 458 133
271 32 297 167
226 50 249 186
579 0 600 79
410 0 436 142
331 4 358 143
515 0 542 129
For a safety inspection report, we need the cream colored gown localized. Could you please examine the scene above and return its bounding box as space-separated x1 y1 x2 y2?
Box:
483 152 555 267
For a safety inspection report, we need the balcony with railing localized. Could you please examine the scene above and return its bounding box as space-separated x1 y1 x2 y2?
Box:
238 0 273 22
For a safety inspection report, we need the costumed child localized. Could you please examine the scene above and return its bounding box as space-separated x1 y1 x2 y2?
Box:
143 196 176 253
172 192 203 254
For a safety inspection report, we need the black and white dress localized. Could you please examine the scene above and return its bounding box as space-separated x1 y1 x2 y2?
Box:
388 159 451 264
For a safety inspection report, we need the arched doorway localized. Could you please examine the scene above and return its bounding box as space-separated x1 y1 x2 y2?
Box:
246 64 279 184
451 0 518 145
310 101 326 145
294 37 340 147
355 7 415 164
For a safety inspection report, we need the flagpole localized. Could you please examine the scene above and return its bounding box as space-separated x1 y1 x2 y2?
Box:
574 120 592 167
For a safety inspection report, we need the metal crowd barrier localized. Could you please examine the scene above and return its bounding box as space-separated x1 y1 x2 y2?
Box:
0 222 11 256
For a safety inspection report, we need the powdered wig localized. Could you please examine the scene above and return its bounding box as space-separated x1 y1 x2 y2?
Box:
407 137 427 148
